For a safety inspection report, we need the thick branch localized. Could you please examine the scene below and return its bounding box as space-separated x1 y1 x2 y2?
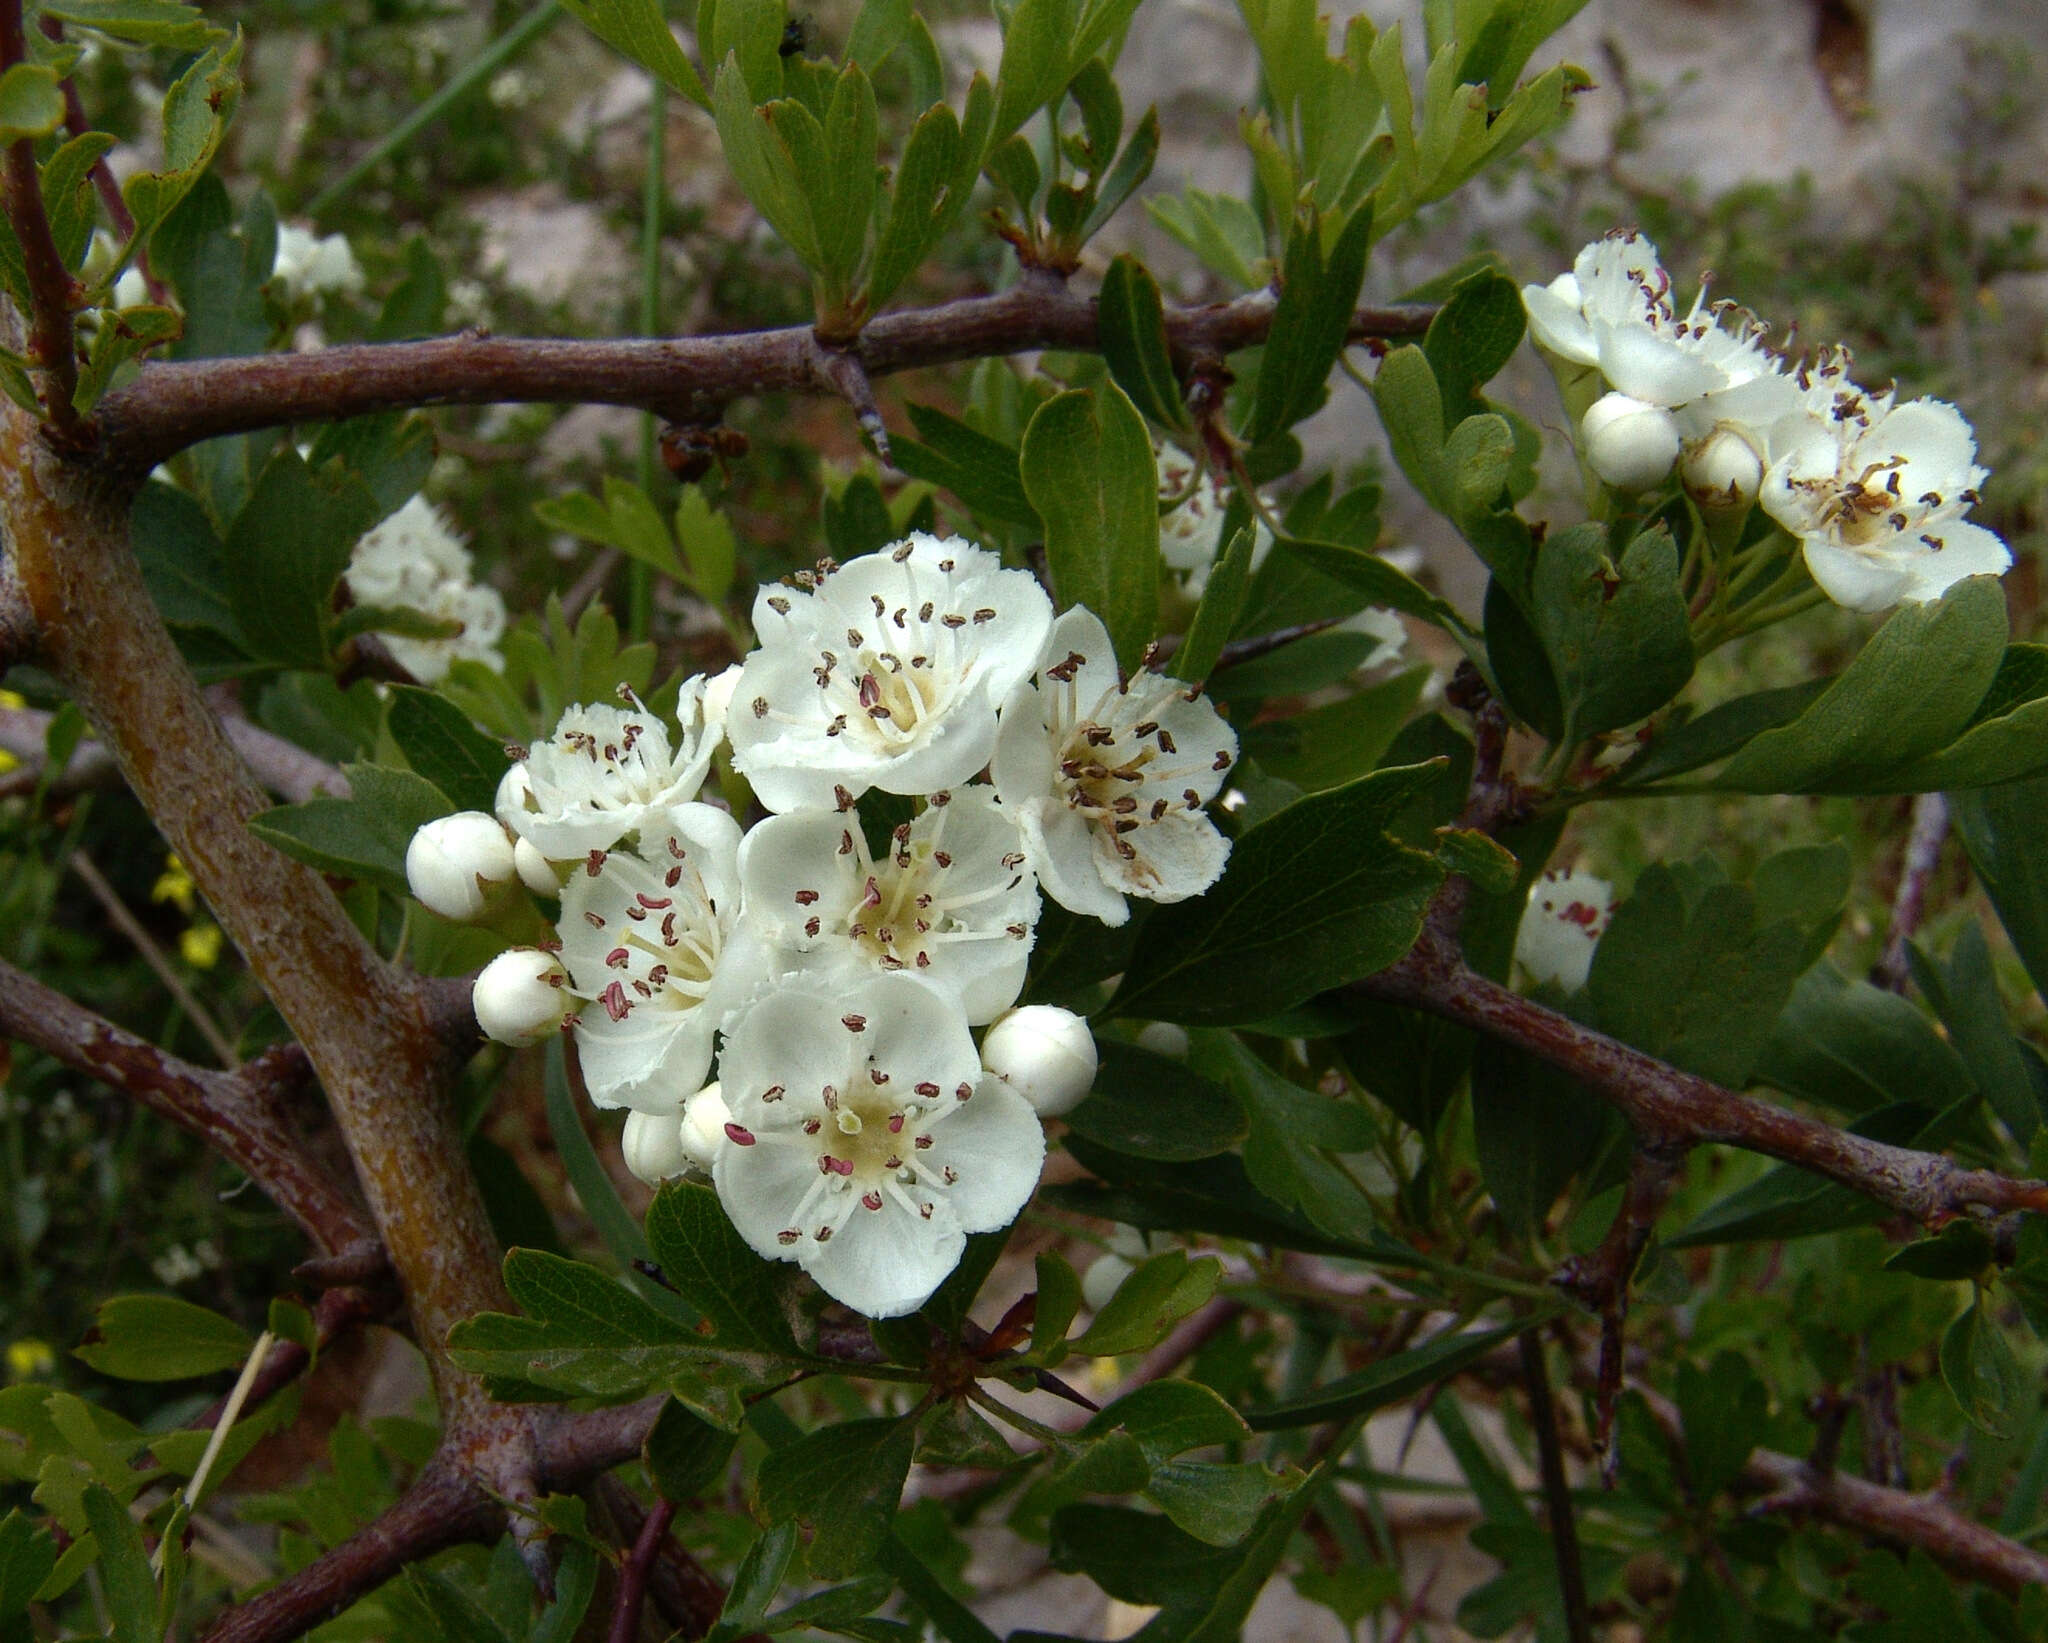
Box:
1351 938 2048 1225
93 282 1436 473
0 955 374 1258
0 3 84 442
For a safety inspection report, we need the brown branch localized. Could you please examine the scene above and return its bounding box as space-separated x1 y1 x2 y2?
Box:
193 1285 380 1431
1349 937 2048 1225
92 283 1436 474
607 1496 678 1643
591 1476 733 1642
42 34 168 308
0 0 85 443
0 955 376 1258
1517 1331 1591 1643
1873 791 1949 993
1552 1144 1686 1481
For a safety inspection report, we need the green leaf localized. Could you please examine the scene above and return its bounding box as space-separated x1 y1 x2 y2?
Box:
1470 1039 1611 1239
1270 534 1471 635
82 1482 160 1643
224 446 382 670
892 404 1036 526
1046 1504 1216 1608
1238 664 1429 793
1717 577 2010 793
0 65 64 143
990 0 1080 143
1675 1351 1767 1499
1174 525 1256 685
713 63 819 272
1030 1253 1083 1360
1953 774 2048 1007
1201 1033 1376 1240
1910 920 2037 1142
642 1181 800 1358
868 101 962 309
712 1524 797 1639
131 480 244 646
43 132 118 270
644 1397 739 1502
1021 381 1160 671
1098 255 1187 432
1941 1300 2023 1438
247 763 452 896
756 1416 917 1580
1049 1140 1369 1257
675 486 738 603
122 32 242 239
73 301 184 411
370 235 446 342
1062 1040 1247 1162
1532 522 1694 743
1420 267 1526 425
1108 761 1446 1025
1142 1460 1283 1546
74 1295 251 1382
1754 961 1975 1117
385 687 506 815
1068 1250 1220 1357
1245 1314 1547 1430
1246 204 1372 442
813 64 879 295
556 0 709 106
1885 1220 1997 1282
0 1509 56 1623
1082 1379 1250 1460
39 0 218 48
1614 679 1833 789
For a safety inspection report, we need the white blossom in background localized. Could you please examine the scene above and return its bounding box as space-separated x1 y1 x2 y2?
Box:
1340 606 1409 671
1758 371 2010 612
344 497 507 683
1156 441 1271 596
498 684 720 861
735 788 1038 1024
714 974 1044 1318
555 805 752 1113
979 1004 1098 1117
993 607 1238 927
1514 869 1613 993
726 535 1053 813
271 224 366 305
1080 1226 1153 1312
406 811 517 922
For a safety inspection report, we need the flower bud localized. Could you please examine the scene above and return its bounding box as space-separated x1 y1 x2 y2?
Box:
1580 392 1680 492
472 947 569 1045
512 836 559 896
980 1005 1098 1118
406 812 516 921
1680 423 1765 509
620 1110 690 1186
1081 1252 1134 1312
678 1082 732 1173
1514 869 1613 994
1134 1022 1190 1060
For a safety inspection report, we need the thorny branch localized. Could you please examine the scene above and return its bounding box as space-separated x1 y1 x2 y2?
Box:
90 282 1436 474
1873 790 1951 994
1350 936 2048 1226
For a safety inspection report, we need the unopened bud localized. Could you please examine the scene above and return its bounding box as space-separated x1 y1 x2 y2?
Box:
980 1005 1098 1118
1134 1022 1190 1060
678 1082 732 1173
1680 423 1765 509
406 811 516 921
1580 392 1680 492
472 947 569 1045
512 836 559 896
1080 1252 1134 1312
620 1110 691 1185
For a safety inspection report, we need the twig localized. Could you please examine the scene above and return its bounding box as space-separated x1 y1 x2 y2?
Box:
192 1286 382 1432
590 1476 735 1642
1349 936 2048 1225
92 288 1436 474
69 845 239 1067
606 1497 677 1643
0 0 85 443
0 955 375 1257
1552 1144 1686 1482
161 1326 275 1573
40 15 167 305
0 703 348 802
807 337 890 463
1517 1331 1592 1643
1873 791 1948 993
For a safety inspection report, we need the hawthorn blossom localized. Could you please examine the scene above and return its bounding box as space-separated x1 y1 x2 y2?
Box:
556 805 750 1112
1514 869 1613 993
472 947 570 1045
1156 441 1271 596
735 788 1038 1024
1758 370 2010 612
993 607 1237 927
726 535 1053 813
715 975 1044 1318
979 1004 1097 1117
499 685 720 862
271 224 366 305
344 497 506 683
406 811 517 921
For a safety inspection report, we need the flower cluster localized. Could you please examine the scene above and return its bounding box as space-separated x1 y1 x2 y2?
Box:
1525 230 2010 612
271 224 366 307
345 496 508 683
420 535 1239 1317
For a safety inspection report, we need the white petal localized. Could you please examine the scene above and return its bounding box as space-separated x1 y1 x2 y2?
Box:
1520 277 1596 364
1590 319 1725 407
716 1132 835 1259
737 809 863 949
921 1076 1045 1228
803 1195 966 1318
1094 809 1230 904
1897 524 2011 604
852 974 982 1096
573 1011 715 1112
1022 799 1129 925
719 984 850 1124
1800 537 1914 613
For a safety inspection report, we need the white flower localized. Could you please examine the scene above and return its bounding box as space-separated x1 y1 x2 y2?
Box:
271 224 366 305
1080 1227 1152 1311
1758 373 2010 612
714 974 1045 1318
345 497 506 683
1580 392 1682 492
979 1005 1098 1118
1156 442 1271 596
473 947 570 1046
555 806 751 1113
1339 607 1409 671
407 811 517 921
1514 869 1613 993
500 688 720 862
679 1083 732 1173
993 607 1238 927
112 267 150 309
736 788 1038 1024
621 1110 690 1185
727 535 1054 813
